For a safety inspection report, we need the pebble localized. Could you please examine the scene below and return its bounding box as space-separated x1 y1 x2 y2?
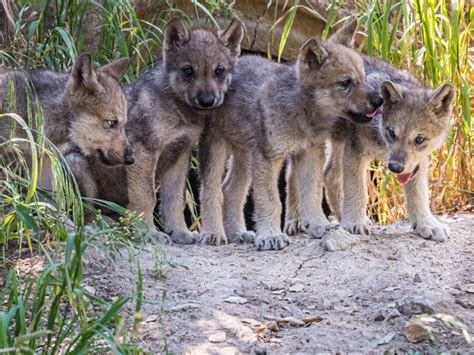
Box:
397 297 435 316
145 315 158 323
405 316 429 343
208 331 227 343
225 296 248 304
413 273 422 283
289 284 304 292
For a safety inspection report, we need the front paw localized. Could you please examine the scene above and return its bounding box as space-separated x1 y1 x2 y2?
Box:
413 218 450 242
341 221 370 235
255 233 289 251
284 219 305 236
151 230 172 244
169 230 199 244
199 232 228 246
228 231 255 244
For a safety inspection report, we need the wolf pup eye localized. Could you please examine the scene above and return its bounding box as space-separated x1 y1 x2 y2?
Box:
415 134 426 145
215 65 225 77
105 119 118 129
387 126 396 138
181 65 195 80
339 78 353 90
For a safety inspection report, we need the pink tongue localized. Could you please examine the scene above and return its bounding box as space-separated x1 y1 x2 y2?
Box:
397 173 412 185
365 107 382 118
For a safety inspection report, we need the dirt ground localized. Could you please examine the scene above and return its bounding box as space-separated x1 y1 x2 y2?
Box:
83 213 474 354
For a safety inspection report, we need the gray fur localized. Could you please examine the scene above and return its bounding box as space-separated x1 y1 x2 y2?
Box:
72 18 244 244
199 19 384 251
322 55 455 242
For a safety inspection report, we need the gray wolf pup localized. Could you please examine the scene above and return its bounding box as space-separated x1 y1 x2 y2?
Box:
199 19 384 251
71 18 244 244
323 56 455 242
0 53 133 171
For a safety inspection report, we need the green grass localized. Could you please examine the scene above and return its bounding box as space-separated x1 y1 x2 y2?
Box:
0 0 472 352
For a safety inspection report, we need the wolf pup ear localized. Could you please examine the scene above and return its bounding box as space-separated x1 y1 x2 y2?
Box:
218 18 244 57
69 52 103 94
163 17 190 53
381 81 403 105
329 18 357 48
299 38 328 71
100 57 131 82
429 83 455 117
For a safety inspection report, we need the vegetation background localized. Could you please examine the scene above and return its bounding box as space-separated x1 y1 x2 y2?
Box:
0 0 472 352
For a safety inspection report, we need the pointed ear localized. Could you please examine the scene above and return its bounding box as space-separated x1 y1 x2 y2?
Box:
299 38 328 70
100 57 131 82
381 81 403 105
163 17 189 53
329 18 357 48
218 17 244 57
69 52 102 94
429 82 455 116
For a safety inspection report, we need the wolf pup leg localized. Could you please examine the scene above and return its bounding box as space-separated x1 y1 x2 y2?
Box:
159 142 199 244
284 157 303 236
252 154 289 251
223 152 255 244
199 132 229 246
324 140 345 222
404 160 450 241
340 144 372 235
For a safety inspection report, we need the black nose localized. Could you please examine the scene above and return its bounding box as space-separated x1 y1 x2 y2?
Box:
370 92 384 108
197 94 215 108
124 149 135 165
388 161 404 174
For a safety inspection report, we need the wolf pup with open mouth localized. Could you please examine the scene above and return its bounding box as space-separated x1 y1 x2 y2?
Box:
199 19 384 251
323 57 455 243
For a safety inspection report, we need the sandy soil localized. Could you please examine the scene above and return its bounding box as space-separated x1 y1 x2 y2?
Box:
83 214 474 354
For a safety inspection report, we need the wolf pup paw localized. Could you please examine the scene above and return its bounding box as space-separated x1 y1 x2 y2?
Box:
342 222 370 235
151 230 172 244
413 218 450 242
322 227 357 251
199 232 228 246
169 230 199 244
228 231 255 244
284 219 304 236
255 233 290 251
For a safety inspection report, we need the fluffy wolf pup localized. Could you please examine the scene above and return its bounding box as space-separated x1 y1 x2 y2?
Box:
0 53 133 171
322 57 455 243
70 17 244 244
199 19 384 251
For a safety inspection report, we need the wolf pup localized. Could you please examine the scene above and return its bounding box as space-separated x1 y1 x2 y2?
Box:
323 57 455 242
0 53 133 170
74 18 244 244
199 19 384 251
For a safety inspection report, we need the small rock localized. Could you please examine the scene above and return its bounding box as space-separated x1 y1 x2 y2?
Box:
289 284 304 292
250 344 267 355
280 316 305 326
84 285 96 295
397 297 435 316
374 312 385 321
145 315 158 323
377 332 395 345
208 331 226 343
464 284 474 293
225 296 248 304
265 280 285 291
290 278 304 286
405 317 429 343
413 273 422 283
